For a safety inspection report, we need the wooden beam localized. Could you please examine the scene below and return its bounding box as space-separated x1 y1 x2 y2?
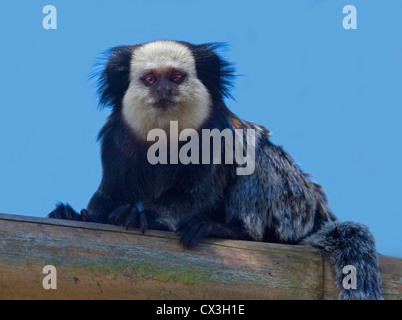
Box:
0 213 400 300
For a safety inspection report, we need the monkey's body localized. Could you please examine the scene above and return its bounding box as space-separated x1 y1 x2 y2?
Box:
49 40 383 299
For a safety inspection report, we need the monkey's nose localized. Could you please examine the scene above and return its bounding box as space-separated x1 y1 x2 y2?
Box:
156 85 173 98
154 78 174 98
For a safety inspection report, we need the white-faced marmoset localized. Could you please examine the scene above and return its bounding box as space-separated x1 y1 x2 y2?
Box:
49 40 382 300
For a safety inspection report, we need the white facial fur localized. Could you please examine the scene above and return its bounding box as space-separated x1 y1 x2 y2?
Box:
122 41 212 139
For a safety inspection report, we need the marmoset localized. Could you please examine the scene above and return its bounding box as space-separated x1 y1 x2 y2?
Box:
49 40 382 300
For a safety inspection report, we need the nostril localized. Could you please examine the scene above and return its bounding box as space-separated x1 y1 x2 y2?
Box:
157 87 173 97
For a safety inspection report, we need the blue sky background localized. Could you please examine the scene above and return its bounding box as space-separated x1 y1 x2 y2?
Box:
0 0 401 257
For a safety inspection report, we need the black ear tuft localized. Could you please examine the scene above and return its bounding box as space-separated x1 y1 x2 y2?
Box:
91 45 136 109
181 42 236 100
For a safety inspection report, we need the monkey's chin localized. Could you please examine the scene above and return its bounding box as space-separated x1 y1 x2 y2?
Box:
153 99 174 110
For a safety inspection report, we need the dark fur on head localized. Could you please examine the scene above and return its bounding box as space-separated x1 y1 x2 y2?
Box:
94 45 137 110
179 42 236 100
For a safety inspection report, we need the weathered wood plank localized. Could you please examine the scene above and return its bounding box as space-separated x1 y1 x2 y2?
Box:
0 213 400 300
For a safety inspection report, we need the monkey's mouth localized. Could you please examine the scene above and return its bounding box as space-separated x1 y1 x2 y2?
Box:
154 98 175 110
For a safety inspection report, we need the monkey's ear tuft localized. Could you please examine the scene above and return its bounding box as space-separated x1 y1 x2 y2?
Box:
183 42 237 100
91 45 135 109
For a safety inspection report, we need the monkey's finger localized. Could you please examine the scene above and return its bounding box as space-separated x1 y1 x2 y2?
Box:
125 207 139 230
80 209 91 222
179 219 208 249
48 203 82 221
108 204 132 225
139 211 148 234
48 203 67 219
186 224 210 249
64 205 81 220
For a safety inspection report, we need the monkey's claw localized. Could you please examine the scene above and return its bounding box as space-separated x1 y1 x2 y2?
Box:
108 204 132 225
126 209 149 234
139 211 148 234
124 206 139 229
108 204 149 234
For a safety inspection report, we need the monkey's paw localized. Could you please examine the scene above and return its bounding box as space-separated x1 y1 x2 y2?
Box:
47 203 91 222
108 204 149 234
177 216 213 249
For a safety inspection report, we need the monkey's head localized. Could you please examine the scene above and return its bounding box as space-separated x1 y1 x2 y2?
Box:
96 40 235 139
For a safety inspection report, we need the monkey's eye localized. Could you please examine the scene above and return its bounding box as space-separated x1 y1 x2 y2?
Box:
142 75 157 86
171 73 185 84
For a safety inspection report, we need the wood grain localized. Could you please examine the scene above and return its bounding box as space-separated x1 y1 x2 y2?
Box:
0 213 400 300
